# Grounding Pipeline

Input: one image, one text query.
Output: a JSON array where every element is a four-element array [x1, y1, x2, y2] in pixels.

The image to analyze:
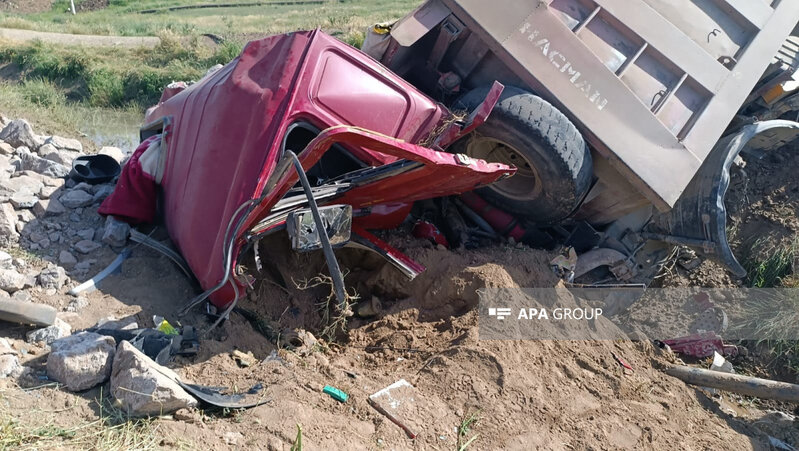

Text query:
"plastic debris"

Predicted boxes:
[[323, 385, 348, 403]]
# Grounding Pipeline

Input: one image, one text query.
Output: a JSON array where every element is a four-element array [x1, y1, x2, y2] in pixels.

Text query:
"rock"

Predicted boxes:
[[0, 251, 12, 270], [41, 149, 79, 167], [99, 146, 125, 163], [73, 240, 101, 254], [0, 355, 19, 378], [33, 198, 66, 218], [0, 269, 26, 292], [38, 266, 67, 290], [37, 143, 58, 156], [66, 297, 88, 312], [77, 228, 94, 241], [39, 185, 61, 199], [96, 316, 138, 331], [26, 317, 72, 344], [21, 171, 63, 187], [74, 260, 94, 271], [102, 216, 130, 248], [10, 192, 38, 209], [45, 136, 83, 153], [0, 120, 43, 149], [0, 203, 18, 246], [93, 184, 115, 203], [60, 190, 93, 209], [47, 332, 115, 391], [0, 141, 13, 155], [18, 151, 69, 178], [111, 341, 197, 416], [59, 250, 78, 268], [0, 175, 43, 196], [12, 290, 30, 303], [0, 338, 14, 355]]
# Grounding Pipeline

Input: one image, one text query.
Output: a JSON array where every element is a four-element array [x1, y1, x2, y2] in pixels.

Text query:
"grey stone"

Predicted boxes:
[[0, 338, 13, 355], [39, 185, 61, 199], [0, 355, 19, 379], [45, 136, 83, 153], [17, 209, 34, 223], [0, 269, 25, 292], [93, 185, 115, 203], [77, 228, 94, 241], [12, 290, 30, 303], [98, 146, 125, 163], [42, 149, 79, 167], [37, 143, 58, 156], [0, 175, 44, 196], [21, 171, 63, 187], [0, 120, 43, 149], [47, 332, 115, 392], [111, 341, 197, 416], [27, 317, 71, 344], [33, 199, 66, 218], [73, 182, 92, 192], [96, 316, 138, 331], [102, 216, 130, 248], [38, 238, 51, 249], [10, 192, 38, 209], [59, 250, 78, 268], [66, 297, 88, 312], [48, 231, 60, 242], [38, 266, 67, 290], [0, 251, 12, 270], [73, 240, 101, 254], [18, 151, 69, 178], [60, 190, 93, 209], [0, 203, 18, 246], [0, 141, 13, 155], [75, 260, 94, 271]]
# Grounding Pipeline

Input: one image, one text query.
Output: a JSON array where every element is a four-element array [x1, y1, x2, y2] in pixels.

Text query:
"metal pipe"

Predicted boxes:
[[287, 151, 348, 310]]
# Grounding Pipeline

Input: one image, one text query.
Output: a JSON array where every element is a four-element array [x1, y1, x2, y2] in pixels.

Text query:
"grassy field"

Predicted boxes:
[[0, 0, 421, 145], [1, 0, 421, 39]]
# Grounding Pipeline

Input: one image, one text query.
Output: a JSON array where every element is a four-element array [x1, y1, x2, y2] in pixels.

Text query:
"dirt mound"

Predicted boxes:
[[661, 142, 799, 288], [0, 0, 53, 13]]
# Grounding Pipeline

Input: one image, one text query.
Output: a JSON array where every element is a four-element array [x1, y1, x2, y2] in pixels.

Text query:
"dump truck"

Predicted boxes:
[[362, 0, 799, 282]]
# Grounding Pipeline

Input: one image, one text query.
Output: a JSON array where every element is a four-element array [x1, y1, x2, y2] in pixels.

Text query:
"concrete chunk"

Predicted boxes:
[[111, 341, 197, 416], [47, 332, 115, 391]]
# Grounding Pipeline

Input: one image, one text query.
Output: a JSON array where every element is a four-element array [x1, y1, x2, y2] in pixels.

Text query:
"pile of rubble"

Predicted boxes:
[[0, 116, 127, 289], [0, 115, 210, 417]]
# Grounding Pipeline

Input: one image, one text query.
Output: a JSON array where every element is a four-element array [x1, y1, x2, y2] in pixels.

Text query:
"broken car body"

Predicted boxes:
[[138, 30, 514, 308]]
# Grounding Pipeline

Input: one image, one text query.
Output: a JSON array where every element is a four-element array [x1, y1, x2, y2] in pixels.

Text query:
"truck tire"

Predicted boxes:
[[452, 86, 592, 224]]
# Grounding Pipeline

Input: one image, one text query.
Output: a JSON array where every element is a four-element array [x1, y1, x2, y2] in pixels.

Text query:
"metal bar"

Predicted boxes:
[[615, 42, 647, 77], [653, 72, 688, 114], [720, 0, 772, 29], [593, 0, 727, 93], [573, 6, 601, 35], [288, 151, 348, 311]]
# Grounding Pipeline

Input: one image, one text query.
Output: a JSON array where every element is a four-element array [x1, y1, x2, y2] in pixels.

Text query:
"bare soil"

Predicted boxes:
[[2, 131, 799, 449], [0, 0, 53, 14]]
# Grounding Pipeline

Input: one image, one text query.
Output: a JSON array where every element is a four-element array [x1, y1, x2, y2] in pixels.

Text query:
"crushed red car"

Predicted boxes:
[[100, 30, 514, 311]]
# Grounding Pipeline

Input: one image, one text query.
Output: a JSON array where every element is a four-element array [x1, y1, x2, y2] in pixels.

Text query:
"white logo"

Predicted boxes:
[[488, 308, 513, 320]]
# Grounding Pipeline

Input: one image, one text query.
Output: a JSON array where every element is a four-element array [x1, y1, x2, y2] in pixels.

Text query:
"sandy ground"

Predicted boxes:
[[0, 27, 159, 48]]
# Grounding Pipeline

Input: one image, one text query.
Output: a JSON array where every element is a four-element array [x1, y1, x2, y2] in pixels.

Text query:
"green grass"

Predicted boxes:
[[0, 0, 422, 40], [0, 390, 162, 451], [742, 237, 799, 288], [0, 1, 421, 135]]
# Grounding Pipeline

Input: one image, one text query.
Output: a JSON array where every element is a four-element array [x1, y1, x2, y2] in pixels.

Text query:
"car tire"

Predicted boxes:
[[452, 85, 593, 224]]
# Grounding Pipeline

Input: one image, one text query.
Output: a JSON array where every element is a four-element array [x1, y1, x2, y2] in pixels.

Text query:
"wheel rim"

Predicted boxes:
[[465, 136, 542, 202]]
